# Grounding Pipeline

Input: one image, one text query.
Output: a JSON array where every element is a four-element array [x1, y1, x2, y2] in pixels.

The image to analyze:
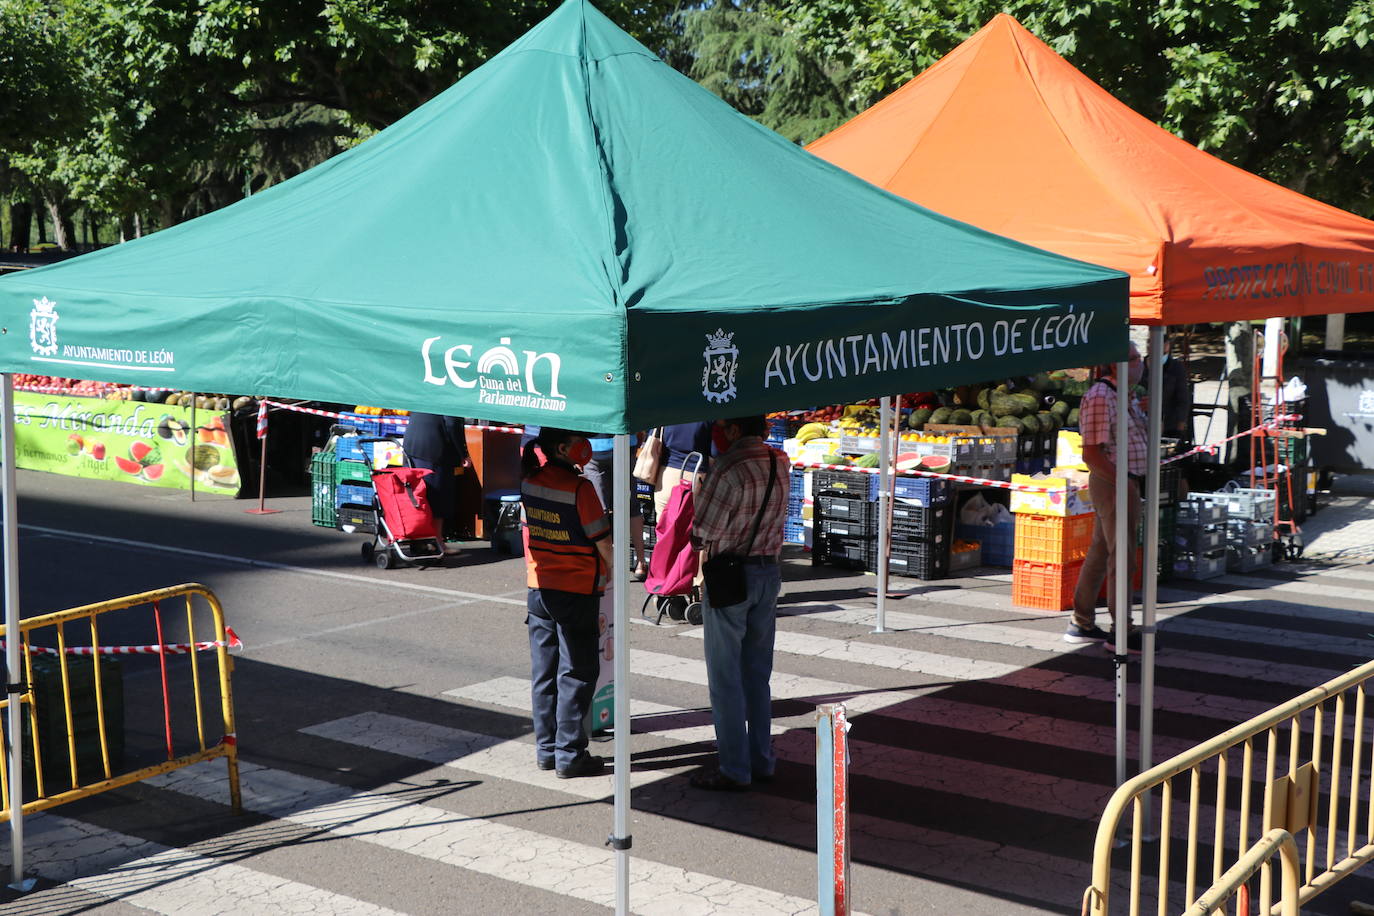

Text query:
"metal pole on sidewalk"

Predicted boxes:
[[816, 703, 850, 915], [1141, 326, 1165, 813], [1, 373, 32, 891], [874, 397, 891, 632], [1114, 359, 1130, 788], [610, 434, 632, 915]]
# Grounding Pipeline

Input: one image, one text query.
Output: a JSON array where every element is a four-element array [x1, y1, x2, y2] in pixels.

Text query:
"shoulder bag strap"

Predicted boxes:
[[740, 449, 778, 557]]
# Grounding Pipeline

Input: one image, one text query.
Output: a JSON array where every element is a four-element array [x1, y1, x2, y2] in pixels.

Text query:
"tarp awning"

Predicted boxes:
[[0, 2, 1128, 431], [807, 14, 1374, 326]]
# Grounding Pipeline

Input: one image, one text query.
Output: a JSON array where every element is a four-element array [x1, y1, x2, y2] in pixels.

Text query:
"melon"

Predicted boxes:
[[919, 455, 952, 473], [141, 463, 165, 480], [114, 456, 142, 475], [130, 441, 154, 462]]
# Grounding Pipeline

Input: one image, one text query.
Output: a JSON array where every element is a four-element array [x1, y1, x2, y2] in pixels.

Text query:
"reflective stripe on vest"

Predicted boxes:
[[521, 466, 601, 594]]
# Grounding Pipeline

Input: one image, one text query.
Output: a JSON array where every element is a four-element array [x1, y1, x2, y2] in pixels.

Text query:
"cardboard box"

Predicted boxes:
[[1010, 469, 1093, 516], [1056, 430, 1087, 471]]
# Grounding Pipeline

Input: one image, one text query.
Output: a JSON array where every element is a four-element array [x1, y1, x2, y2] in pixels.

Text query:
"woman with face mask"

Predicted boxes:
[[1065, 344, 1149, 651], [518, 428, 615, 778]]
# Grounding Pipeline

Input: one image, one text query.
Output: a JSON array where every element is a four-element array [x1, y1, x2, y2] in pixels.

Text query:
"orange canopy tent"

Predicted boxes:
[[807, 14, 1374, 325]]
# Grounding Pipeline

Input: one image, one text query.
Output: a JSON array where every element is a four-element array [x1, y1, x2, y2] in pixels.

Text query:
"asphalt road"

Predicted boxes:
[[3, 468, 1374, 915]]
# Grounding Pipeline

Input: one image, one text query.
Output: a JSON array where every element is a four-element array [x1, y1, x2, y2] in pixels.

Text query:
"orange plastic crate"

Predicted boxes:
[[1013, 512, 1095, 564], [1012, 559, 1083, 611]]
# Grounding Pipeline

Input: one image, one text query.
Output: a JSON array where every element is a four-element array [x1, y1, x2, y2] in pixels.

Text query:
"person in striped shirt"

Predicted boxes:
[[1068, 343, 1148, 650], [689, 415, 790, 791]]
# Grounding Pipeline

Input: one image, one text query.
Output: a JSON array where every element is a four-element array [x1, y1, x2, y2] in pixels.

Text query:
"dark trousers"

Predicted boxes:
[[527, 588, 601, 768]]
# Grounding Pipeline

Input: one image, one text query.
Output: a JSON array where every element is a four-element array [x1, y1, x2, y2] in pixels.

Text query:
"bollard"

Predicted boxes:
[[816, 703, 851, 915]]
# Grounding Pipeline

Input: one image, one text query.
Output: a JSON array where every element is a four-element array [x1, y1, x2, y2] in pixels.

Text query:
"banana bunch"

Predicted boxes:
[[795, 422, 831, 444]]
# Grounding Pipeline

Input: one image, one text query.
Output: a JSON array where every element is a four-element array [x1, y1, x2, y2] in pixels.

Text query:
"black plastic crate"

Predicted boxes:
[[812, 469, 880, 499], [24, 655, 125, 787], [819, 517, 877, 540], [336, 503, 378, 533], [889, 541, 949, 580], [890, 505, 949, 543], [815, 534, 876, 570], [816, 494, 878, 523]]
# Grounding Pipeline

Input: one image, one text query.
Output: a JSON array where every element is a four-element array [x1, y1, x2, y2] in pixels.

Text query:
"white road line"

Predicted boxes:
[[302, 711, 678, 799], [782, 603, 1350, 687], [26, 811, 407, 915], [677, 629, 1274, 723], [681, 627, 1023, 682], [147, 760, 832, 916], [21, 523, 526, 605]]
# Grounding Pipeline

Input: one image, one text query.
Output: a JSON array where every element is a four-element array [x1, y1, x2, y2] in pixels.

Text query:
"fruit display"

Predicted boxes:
[[10, 374, 107, 395], [353, 405, 410, 417]]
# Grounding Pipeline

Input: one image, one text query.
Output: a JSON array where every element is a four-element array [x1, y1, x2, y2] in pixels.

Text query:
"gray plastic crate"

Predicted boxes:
[[1173, 549, 1227, 581], [1227, 543, 1274, 572]]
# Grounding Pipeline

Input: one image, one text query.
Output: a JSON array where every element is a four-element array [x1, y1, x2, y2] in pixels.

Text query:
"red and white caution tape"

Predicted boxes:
[[1160, 417, 1301, 466], [791, 461, 1054, 493], [3, 626, 243, 657], [255, 399, 269, 439]]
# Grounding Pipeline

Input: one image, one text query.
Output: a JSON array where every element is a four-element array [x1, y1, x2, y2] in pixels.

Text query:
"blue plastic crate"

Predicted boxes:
[[334, 435, 370, 463], [956, 518, 1015, 567], [335, 483, 375, 508], [892, 476, 950, 506], [337, 412, 385, 437], [783, 520, 806, 545]]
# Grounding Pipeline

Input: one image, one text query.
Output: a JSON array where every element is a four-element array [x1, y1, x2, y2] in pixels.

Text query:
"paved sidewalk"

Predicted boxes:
[[1299, 472, 1374, 563]]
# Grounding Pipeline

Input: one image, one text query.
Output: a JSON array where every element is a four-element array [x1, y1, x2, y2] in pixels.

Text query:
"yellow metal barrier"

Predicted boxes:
[[0, 583, 240, 820], [1182, 829, 1300, 916], [1084, 658, 1374, 915]]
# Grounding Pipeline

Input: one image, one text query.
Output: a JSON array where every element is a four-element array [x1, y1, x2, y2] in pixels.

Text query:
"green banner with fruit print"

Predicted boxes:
[[11, 392, 241, 494]]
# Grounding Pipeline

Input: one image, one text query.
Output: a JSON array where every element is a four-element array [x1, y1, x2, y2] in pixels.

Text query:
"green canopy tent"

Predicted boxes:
[[0, 1, 1129, 907]]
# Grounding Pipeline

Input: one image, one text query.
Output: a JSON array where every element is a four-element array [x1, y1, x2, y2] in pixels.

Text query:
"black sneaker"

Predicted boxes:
[[1104, 631, 1145, 654], [556, 753, 605, 779], [1063, 623, 1110, 644], [536, 758, 555, 771]]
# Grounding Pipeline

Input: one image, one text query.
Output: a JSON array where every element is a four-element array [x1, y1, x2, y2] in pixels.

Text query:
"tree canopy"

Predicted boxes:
[[2, 0, 1371, 247]]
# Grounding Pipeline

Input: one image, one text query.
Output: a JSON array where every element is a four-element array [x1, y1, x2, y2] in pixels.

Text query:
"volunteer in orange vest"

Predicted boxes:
[[520, 427, 615, 779]]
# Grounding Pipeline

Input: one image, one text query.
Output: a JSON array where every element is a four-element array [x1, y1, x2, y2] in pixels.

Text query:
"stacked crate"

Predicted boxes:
[[1171, 498, 1227, 580], [812, 468, 879, 571], [812, 470, 952, 579], [1010, 512, 1095, 610], [888, 478, 951, 579], [783, 468, 807, 545]]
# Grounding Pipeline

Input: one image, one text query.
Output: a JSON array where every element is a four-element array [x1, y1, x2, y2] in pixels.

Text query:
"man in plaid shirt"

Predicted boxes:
[[1069, 342, 1148, 648], [689, 415, 790, 791]]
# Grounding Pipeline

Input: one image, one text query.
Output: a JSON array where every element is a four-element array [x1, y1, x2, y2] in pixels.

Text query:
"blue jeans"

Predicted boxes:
[[527, 589, 600, 768], [702, 562, 781, 783]]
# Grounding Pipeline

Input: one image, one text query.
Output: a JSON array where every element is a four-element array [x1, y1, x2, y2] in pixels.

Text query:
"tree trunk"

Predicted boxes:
[[43, 194, 74, 250], [33, 197, 47, 244], [8, 200, 31, 251]]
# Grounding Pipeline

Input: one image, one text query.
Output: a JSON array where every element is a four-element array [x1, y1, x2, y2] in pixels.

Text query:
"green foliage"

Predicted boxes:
[[773, 0, 1374, 214], [675, 1, 852, 142]]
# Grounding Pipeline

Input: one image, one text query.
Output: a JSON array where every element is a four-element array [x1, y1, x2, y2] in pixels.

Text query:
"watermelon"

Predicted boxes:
[[114, 456, 142, 475], [919, 455, 952, 473], [854, 452, 880, 469], [130, 441, 154, 462], [141, 463, 165, 480]]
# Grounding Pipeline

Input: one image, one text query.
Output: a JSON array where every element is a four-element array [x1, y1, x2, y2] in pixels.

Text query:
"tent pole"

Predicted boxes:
[[1114, 360, 1130, 788], [610, 434, 631, 915], [2, 373, 31, 891], [874, 396, 891, 633], [1140, 326, 1165, 827]]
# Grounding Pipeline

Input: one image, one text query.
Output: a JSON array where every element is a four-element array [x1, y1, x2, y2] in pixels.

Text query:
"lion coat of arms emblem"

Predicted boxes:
[[29, 297, 59, 356], [701, 329, 738, 404]]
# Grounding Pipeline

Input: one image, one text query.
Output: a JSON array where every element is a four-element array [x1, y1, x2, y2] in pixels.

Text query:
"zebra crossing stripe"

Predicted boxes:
[[144, 760, 835, 915], [780, 603, 1350, 687], [676, 628, 1277, 723], [26, 812, 406, 915]]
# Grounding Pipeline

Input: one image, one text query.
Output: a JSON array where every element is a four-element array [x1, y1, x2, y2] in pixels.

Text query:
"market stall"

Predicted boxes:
[[0, 2, 1131, 908], [808, 11, 1374, 786]]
